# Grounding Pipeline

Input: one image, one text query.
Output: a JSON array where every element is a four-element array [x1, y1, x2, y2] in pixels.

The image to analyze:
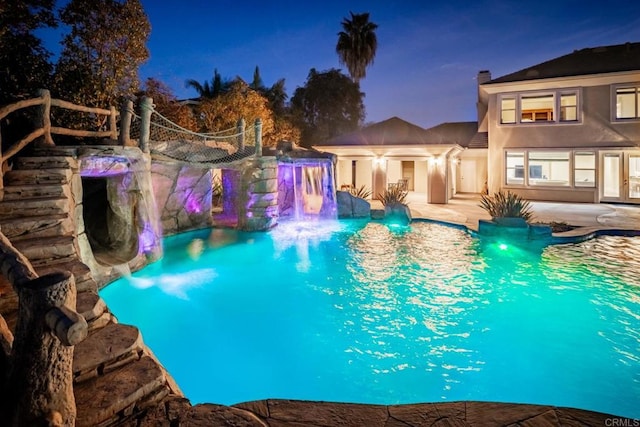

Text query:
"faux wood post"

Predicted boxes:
[[5, 270, 87, 427], [139, 96, 153, 154], [0, 126, 3, 195], [119, 100, 134, 146], [254, 118, 262, 157], [237, 118, 245, 152], [37, 89, 54, 146], [109, 105, 117, 141]]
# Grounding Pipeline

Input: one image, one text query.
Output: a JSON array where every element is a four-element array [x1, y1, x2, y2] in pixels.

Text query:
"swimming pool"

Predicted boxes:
[[100, 219, 640, 419]]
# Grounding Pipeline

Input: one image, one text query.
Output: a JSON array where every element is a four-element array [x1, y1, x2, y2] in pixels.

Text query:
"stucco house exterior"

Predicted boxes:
[[312, 117, 485, 204], [480, 42, 640, 204], [314, 41, 640, 205]]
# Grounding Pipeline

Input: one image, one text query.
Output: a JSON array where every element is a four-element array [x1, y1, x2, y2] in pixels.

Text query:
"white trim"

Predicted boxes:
[[481, 70, 640, 94], [611, 82, 640, 122], [497, 88, 582, 126]]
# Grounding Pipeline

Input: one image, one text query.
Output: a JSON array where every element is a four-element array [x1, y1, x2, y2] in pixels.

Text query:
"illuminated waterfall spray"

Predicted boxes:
[[278, 159, 337, 221]]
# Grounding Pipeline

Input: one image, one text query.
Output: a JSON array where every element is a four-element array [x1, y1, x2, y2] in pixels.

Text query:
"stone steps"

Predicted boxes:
[[73, 322, 144, 383], [74, 355, 168, 427], [3, 168, 72, 186], [2, 183, 71, 200], [0, 196, 71, 218], [76, 290, 111, 331], [14, 155, 78, 171], [35, 260, 95, 292], [12, 235, 78, 267], [0, 214, 75, 241]]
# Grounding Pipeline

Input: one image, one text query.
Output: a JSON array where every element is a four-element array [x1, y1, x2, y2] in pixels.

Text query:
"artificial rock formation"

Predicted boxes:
[[235, 157, 279, 231], [4, 271, 87, 427], [336, 190, 371, 218], [151, 161, 214, 235]]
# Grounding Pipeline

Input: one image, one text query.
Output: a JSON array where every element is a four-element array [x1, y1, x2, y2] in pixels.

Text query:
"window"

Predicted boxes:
[[499, 90, 580, 124], [521, 95, 554, 122], [505, 150, 594, 188], [560, 93, 578, 121], [527, 151, 569, 186], [501, 98, 516, 124], [574, 152, 595, 187], [506, 151, 525, 185], [616, 86, 640, 119]]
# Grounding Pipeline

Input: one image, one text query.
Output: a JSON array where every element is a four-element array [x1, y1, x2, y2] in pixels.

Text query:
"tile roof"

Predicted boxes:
[[316, 117, 480, 147], [487, 42, 640, 84]]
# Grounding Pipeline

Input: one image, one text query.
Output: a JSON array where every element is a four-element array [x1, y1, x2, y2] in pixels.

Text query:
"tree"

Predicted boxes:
[[336, 11, 378, 84], [185, 69, 229, 99], [290, 68, 364, 147], [140, 78, 197, 131], [0, 0, 56, 104], [250, 66, 265, 92], [53, 0, 150, 125]]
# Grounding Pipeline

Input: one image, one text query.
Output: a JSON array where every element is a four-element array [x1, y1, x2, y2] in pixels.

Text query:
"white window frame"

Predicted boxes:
[[504, 149, 597, 189], [612, 83, 640, 121], [498, 89, 581, 125]]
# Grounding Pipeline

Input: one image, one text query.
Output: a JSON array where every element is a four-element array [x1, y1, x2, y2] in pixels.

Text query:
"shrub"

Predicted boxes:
[[349, 185, 371, 199], [479, 190, 533, 221], [212, 175, 223, 207], [377, 186, 408, 207]]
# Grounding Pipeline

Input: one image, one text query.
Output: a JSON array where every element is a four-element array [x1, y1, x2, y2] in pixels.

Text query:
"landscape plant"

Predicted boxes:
[[349, 185, 371, 199], [377, 186, 408, 206], [479, 190, 533, 221]]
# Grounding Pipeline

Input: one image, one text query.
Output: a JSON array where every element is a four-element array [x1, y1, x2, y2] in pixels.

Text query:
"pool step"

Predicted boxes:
[[74, 355, 169, 427], [73, 322, 143, 383], [76, 290, 111, 331]]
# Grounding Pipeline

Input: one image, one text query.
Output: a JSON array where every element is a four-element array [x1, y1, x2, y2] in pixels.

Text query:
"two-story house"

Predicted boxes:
[[479, 42, 640, 204]]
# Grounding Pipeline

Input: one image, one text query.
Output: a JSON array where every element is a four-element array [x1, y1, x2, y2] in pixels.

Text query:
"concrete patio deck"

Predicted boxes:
[[373, 192, 640, 234]]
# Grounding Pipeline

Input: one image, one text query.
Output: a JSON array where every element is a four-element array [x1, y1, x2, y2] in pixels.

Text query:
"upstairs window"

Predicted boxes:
[[521, 95, 554, 122], [616, 86, 640, 119], [499, 90, 580, 125]]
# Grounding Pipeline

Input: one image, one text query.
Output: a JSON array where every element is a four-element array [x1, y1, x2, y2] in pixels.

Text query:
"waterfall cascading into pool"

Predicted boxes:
[[278, 159, 337, 221]]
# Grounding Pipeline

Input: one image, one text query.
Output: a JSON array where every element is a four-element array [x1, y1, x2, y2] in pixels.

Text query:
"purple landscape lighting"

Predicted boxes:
[[185, 194, 202, 214], [139, 222, 157, 253], [80, 157, 131, 177]]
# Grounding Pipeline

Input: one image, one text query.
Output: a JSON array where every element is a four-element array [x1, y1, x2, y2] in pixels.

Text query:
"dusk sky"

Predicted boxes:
[[41, 0, 640, 129]]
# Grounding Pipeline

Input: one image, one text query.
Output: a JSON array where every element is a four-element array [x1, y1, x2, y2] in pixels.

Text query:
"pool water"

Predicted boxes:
[[100, 220, 640, 418]]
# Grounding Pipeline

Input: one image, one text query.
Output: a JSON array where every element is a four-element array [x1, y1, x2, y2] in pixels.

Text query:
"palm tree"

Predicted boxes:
[[185, 68, 227, 99], [336, 11, 378, 84]]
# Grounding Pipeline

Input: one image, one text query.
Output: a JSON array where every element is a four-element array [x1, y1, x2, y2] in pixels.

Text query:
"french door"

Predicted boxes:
[[600, 151, 640, 203]]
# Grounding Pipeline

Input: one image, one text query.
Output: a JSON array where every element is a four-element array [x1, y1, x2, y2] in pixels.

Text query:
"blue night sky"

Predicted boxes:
[[41, 0, 640, 129]]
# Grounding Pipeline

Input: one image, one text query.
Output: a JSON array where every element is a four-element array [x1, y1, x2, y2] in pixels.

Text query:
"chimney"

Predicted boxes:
[[476, 70, 491, 132]]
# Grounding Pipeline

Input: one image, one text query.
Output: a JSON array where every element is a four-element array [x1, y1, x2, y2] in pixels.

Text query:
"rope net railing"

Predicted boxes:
[[130, 107, 258, 166]]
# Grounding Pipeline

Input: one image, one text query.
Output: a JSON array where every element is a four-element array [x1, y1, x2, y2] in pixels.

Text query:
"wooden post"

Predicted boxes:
[[254, 118, 262, 157], [139, 96, 153, 154], [109, 105, 117, 141], [36, 89, 54, 146], [4, 271, 87, 427], [237, 118, 245, 152], [119, 100, 134, 147]]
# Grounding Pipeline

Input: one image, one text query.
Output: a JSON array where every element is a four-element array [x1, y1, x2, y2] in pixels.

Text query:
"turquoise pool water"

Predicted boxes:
[[100, 219, 640, 418]]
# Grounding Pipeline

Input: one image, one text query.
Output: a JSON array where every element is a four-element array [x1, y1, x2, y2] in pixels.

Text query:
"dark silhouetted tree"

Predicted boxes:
[[290, 68, 364, 147], [53, 0, 150, 124], [185, 68, 230, 99], [336, 11, 378, 84], [0, 0, 56, 103]]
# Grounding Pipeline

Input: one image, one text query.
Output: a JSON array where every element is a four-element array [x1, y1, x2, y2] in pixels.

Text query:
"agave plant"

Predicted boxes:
[[377, 186, 408, 207], [349, 185, 372, 199], [479, 190, 533, 221]]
